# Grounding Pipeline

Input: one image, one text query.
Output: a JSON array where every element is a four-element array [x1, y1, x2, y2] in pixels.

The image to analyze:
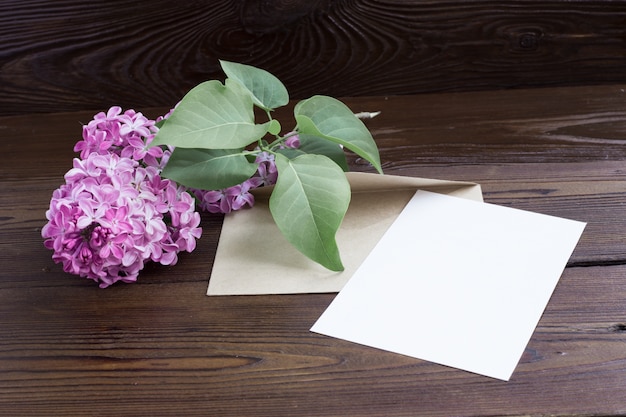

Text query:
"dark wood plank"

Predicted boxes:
[[5, 85, 626, 176], [1, 267, 625, 417], [2, 0, 626, 115]]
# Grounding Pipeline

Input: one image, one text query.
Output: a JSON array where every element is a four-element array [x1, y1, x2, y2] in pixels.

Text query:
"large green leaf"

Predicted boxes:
[[270, 153, 351, 271], [220, 60, 289, 111], [294, 95, 382, 173], [162, 148, 258, 190], [298, 134, 349, 171], [273, 134, 349, 172], [150, 80, 273, 150]]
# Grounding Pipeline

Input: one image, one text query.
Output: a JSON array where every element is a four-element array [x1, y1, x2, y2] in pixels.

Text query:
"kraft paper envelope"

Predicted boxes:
[[207, 172, 482, 295]]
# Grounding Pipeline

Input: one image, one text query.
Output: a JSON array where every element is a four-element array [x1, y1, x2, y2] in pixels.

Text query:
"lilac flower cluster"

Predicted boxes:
[[42, 107, 201, 287], [42, 106, 300, 287]]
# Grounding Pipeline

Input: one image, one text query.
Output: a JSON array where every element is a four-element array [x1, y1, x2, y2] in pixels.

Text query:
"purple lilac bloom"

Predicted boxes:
[[42, 151, 202, 288], [44, 105, 292, 286], [254, 152, 278, 186]]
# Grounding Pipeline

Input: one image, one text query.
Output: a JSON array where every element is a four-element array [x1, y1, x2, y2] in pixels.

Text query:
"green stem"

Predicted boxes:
[[258, 109, 278, 149]]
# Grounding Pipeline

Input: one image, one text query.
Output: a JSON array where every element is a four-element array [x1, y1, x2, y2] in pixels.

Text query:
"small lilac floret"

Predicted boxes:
[[284, 132, 301, 149]]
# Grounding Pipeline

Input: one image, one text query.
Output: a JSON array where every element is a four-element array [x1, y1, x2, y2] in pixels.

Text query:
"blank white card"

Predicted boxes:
[[311, 190, 586, 380]]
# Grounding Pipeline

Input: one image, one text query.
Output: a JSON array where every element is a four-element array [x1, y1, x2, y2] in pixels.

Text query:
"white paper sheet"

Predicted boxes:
[[311, 190, 586, 380]]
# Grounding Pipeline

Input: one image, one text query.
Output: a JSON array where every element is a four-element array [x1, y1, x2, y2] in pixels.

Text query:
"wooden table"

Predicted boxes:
[[1, 85, 626, 416]]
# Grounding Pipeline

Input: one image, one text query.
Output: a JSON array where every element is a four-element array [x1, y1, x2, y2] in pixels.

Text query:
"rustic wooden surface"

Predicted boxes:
[[3, 0, 626, 115], [1, 85, 626, 416]]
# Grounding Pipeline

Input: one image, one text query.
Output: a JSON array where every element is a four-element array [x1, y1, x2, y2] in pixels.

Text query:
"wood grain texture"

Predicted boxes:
[[2, 0, 626, 115], [1, 268, 626, 417], [2, 85, 626, 416]]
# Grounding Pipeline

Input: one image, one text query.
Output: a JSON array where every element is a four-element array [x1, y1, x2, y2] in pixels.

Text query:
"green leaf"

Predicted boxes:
[[267, 119, 281, 135], [274, 134, 348, 172], [274, 147, 305, 160], [150, 80, 273, 150], [162, 148, 258, 190], [220, 60, 289, 111], [298, 134, 349, 171], [294, 95, 382, 173], [270, 153, 351, 271]]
